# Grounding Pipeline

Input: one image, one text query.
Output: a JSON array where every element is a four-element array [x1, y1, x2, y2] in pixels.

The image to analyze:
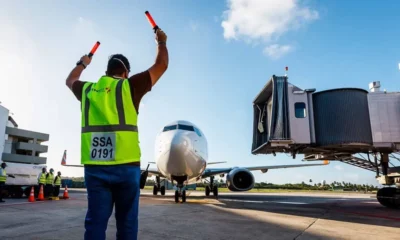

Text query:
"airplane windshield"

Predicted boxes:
[[163, 125, 177, 132], [177, 124, 194, 131], [162, 124, 195, 132]]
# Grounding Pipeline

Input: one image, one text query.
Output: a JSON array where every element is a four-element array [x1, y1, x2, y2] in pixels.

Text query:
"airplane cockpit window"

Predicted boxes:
[[177, 124, 194, 131], [163, 125, 177, 132], [194, 127, 202, 137]]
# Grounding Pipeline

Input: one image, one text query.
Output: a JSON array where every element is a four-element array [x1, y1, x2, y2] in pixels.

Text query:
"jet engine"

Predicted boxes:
[[226, 167, 255, 191]]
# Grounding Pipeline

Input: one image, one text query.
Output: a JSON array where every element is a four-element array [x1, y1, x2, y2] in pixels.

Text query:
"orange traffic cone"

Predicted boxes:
[[28, 186, 35, 202], [63, 185, 69, 200], [37, 185, 44, 201]]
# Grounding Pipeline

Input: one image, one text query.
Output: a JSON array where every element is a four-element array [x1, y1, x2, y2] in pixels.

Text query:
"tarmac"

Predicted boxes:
[[0, 189, 399, 240]]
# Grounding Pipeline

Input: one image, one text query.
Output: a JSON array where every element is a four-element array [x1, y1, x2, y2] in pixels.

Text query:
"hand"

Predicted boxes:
[[80, 55, 92, 66], [155, 29, 167, 45]]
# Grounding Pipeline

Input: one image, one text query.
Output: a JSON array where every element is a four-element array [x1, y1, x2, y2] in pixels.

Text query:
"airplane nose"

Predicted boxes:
[[166, 132, 192, 176]]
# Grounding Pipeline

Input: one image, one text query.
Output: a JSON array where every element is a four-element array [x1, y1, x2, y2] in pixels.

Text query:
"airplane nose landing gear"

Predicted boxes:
[[175, 185, 186, 203], [172, 175, 188, 203]]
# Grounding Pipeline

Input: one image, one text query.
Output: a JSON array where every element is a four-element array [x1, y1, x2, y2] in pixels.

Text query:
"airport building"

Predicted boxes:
[[0, 104, 49, 165]]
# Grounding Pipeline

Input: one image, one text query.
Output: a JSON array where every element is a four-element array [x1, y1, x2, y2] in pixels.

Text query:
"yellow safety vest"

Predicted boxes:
[[80, 76, 141, 165], [0, 169, 7, 183], [39, 172, 46, 184], [46, 173, 54, 185], [55, 176, 61, 186]]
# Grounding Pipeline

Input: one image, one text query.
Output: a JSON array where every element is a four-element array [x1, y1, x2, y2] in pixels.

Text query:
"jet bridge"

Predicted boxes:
[[252, 73, 400, 208]]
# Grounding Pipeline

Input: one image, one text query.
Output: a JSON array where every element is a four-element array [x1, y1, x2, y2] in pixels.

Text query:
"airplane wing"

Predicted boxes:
[[61, 150, 165, 177], [207, 161, 227, 165], [201, 160, 330, 179]]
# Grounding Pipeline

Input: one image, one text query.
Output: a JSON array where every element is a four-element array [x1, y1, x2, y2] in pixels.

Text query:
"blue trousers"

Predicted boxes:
[[84, 165, 140, 240]]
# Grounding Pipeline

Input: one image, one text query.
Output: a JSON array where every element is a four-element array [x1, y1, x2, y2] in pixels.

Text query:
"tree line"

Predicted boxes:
[[66, 177, 379, 191]]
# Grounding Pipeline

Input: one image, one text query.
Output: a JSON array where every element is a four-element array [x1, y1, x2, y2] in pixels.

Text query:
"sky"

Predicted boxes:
[[1, 0, 400, 186]]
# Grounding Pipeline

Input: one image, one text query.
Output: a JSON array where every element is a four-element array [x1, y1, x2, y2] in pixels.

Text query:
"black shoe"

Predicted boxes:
[[0, 200, 5, 203]]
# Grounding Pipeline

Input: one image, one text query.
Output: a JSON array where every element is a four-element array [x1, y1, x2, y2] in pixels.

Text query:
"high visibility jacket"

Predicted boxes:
[[38, 172, 46, 184], [54, 176, 61, 186], [46, 173, 54, 185], [0, 168, 7, 183], [80, 76, 141, 165]]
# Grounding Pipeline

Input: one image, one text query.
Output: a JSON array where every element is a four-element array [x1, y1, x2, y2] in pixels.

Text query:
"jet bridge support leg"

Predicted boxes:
[[376, 153, 400, 209]]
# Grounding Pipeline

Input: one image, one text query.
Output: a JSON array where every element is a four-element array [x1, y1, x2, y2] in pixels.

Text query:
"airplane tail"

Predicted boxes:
[[60, 150, 83, 167], [61, 150, 67, 165]]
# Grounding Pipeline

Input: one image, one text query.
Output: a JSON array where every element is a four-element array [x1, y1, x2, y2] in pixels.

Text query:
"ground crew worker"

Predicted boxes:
[[46, 168, 55, 197], [37, 167, 47, 196], [65, 28, 168, 240], [0, 162, 15, 203], [53, 171, 62, 197]]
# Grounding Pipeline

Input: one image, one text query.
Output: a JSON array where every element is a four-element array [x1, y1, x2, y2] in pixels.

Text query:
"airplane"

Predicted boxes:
[[61, 120, 329, 203]]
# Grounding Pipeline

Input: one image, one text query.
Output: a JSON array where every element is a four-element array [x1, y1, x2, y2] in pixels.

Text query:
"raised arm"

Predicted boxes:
[[65, 55, 92, 90], [148, 29, 169, 86]]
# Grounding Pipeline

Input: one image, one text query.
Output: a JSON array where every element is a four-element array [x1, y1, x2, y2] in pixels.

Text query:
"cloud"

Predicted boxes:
[[263, 44, 293, 59], [334, 165, 343, 171], [221, 0, 319, 58]]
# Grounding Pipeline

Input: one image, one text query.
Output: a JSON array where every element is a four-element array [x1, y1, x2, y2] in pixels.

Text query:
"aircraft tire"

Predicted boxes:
[[182, 190, 186, 203], [205, 186, 210, 196], [213, 186, 218, 198], [153, 185, 158, 195], [174, 190, 179, 203], [160, 186, 166, 195]]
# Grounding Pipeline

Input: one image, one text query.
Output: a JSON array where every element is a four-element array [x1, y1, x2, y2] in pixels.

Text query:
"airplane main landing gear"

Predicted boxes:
[[205, 176, 218, 199], [153, 176, 166, 196]]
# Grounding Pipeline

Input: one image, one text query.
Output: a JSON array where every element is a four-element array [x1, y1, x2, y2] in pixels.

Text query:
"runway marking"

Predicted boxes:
[[0, 201, 46, 207], [215, 199, 309, 205]]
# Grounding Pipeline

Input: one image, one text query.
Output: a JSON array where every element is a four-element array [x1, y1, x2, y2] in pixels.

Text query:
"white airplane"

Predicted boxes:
[[61, 120, 329, 203]]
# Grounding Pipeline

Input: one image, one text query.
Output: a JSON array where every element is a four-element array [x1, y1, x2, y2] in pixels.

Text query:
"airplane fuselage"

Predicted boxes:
[[155, 120, 208, 184]]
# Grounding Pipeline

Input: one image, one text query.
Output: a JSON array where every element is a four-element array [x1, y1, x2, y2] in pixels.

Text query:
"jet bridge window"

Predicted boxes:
[[163, 125, 177, 132], [295, 102, 307, 118], [177, 124, 194, 131]]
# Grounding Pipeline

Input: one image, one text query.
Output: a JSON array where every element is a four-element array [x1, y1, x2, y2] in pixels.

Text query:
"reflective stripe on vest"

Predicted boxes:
[[46, 173, 54, 185], [0, 169, 6, 182], [39, 173, 46, 184], [55, 176, 61, 186], [80, 76, 141, 165]]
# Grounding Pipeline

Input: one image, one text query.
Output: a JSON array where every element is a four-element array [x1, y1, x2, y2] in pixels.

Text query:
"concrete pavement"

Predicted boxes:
[[0, 190, 399, 239]]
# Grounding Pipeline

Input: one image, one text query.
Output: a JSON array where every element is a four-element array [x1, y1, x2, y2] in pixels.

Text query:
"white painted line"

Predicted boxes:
[[0, 201, 46, 207], [274, 201, 308, 205], [148, 197, 309, 205], [221, 199, 309, 205]]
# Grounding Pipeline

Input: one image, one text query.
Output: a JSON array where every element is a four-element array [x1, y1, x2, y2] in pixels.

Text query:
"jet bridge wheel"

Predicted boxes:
[[377, 187, 399, 209]]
